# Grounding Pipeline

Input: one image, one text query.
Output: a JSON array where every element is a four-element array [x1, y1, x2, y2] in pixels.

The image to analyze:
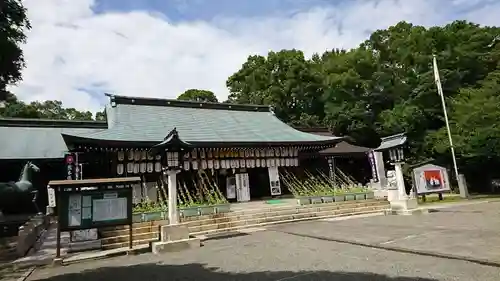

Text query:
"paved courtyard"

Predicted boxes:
[[24, 201, 500, 281]]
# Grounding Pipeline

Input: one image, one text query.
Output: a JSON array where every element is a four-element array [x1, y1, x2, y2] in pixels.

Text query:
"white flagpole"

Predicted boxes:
[[432, 54, 460, 180]]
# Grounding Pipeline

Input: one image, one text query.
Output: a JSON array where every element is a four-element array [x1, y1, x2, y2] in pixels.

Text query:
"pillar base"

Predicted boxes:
[[389, 198, 418, 211], [160, 225, 190, 242], [387, 188, 399, 202], [151, 238, 201, 254], [152, 224, 200, 254]]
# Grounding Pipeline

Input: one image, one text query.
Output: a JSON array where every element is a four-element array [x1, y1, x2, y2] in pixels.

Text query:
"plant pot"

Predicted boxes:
[[215, 204, 231, 214], [345, 193, 355, 201], [132, 213, 143, 223], [297, 197, 311, 205], [198, 205, 215, 215], [310, 196, 323, 204], [180, 207, 199, 217], [355, 193, 366, 200], [321, 196, 334, 203], [365, 191, 375, 199], [334, 195, 345, 202], [142, 211, 163, 222]]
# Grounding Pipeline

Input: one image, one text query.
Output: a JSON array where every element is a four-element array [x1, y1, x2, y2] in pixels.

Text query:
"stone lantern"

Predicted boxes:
[[150, 128, 191, 225]]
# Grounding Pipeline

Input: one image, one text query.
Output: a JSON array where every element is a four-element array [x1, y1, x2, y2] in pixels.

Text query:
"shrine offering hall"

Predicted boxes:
[[0, 94, 343, 205]]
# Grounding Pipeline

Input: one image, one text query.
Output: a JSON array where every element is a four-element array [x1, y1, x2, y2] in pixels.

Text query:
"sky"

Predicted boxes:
[[11, 0, 500, 114]]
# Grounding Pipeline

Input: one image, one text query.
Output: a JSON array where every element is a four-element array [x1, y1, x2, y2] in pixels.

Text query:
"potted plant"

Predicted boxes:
[[297, 196, 311, 205], [321, 193, 334, 203], [132, 201, 167, 222], [179, 203, 200, 217], [350, 186, 367, 201], [333, 188, 346, 202], [343, 187, 356, 201], [364, 188, 375, 199]]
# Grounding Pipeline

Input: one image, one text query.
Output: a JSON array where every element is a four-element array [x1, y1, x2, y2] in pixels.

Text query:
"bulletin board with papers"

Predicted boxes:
[[48, 177, 140, 232]]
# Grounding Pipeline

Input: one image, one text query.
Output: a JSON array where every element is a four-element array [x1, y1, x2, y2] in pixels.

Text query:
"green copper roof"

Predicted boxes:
[[63, 95, 341, 146], [0, 118, 104, 160]]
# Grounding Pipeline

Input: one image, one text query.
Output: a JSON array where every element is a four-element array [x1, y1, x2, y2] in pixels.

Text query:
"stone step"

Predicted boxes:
[[191, 204, 388, 237], [103, 199, 383, 231], [100, 200, 387, 238], [101, 202, 389, 249]]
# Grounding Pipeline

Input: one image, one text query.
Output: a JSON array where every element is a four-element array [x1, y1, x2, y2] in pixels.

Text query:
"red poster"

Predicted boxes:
[[424, 170, 442, 190]]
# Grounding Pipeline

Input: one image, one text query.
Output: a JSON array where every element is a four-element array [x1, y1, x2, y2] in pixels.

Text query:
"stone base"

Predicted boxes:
[[390, 198, 418, 210], [151, 237, 201, 254], [160, 224, 190, 241], [373, 189, 388, 198], [387, 188, 399, 202], [385, 208, 429, 216], [52, 257, 63, 267]]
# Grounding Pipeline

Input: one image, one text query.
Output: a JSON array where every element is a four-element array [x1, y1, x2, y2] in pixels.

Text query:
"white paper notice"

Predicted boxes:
[[92, 197, 127, 222], [69, 209, 82, 226], [68, 195, 82, 226]]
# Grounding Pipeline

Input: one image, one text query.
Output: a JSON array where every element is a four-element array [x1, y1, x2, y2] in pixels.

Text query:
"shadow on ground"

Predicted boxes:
[[30, 262, 438, 281]]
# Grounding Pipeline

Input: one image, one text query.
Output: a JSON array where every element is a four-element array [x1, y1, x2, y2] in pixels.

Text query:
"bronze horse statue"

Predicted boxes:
[[0, 162, 40, 215]]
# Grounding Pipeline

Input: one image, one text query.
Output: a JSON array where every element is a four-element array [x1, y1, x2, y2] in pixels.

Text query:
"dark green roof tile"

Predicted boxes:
[[64, 96, 341, 145], [0, 126, 100, 159]]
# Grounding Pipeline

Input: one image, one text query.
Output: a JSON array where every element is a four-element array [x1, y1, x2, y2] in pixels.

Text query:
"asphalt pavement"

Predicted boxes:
[[26, 201, 500, 281]]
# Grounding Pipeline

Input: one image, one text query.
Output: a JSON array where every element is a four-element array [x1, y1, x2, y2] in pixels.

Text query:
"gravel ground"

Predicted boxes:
[[27, 229, 500, 281]]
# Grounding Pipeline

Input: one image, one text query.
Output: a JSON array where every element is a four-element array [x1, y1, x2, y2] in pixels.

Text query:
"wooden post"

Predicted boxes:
[[55, 221, 61, 258], [129, 222, 133, 250], [56, 187, 61, 258], [438, 193, 443, 201]]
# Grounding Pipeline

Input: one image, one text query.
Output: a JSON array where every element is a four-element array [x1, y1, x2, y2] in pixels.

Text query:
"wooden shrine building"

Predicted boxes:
[[1, 94, 344, 207]]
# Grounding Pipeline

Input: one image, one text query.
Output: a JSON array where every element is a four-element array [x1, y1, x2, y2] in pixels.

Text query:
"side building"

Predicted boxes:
[[0, 118, 107, 214]]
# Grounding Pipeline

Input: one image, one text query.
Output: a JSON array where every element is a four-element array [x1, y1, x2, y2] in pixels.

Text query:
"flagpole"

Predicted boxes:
[[432, 54, 460, 180]]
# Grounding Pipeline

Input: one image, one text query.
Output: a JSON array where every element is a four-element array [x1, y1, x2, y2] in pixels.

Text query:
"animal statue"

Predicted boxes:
[[0, 162, 40, 214]]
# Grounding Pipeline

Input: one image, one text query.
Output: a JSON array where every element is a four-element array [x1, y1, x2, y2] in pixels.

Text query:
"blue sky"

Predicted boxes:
[[92, 0, 335, 22], [12, 0, 500, 113]]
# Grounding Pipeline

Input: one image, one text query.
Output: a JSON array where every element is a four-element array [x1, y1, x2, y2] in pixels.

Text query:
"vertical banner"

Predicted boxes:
[[65, 153, 76, 180], [268, 167, 282, 196], [367, 151, 379, 182]]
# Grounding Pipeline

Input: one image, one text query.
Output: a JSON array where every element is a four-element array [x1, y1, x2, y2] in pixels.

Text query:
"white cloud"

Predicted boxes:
[[10, 0, 500, 113]]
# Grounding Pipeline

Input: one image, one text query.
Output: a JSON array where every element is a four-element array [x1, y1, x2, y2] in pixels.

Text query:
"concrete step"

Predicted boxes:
[[191, 204, 388, 237], [100, 200, 388, 238], [103, 199, 384, 231], [101, 201, 389, 249]]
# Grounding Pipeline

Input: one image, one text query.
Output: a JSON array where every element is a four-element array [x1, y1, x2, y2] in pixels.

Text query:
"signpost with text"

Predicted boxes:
[[48, 177, 141, 259]]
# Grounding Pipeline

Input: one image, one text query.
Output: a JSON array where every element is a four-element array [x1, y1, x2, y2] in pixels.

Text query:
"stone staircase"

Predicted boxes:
[[100, 199, 390, 249]]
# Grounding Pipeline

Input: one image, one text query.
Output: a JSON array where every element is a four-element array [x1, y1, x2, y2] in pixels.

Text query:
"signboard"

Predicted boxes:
[[58, 188, 131, 231], [49, 177, 140, 257], [65, 153, 82, 180], [268, 167, 282, 196], [413, 164, 450, 194], [49, 177, 139, 232], [367, 151, 379, 182]]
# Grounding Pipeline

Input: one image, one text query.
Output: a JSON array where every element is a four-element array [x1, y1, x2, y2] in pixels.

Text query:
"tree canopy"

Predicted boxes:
[[177, 89, 218, 103], [226, 20, 500, 189], [0, 0, 31, 102]]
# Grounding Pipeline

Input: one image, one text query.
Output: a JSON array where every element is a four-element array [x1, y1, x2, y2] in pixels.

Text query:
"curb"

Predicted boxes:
[[16, 266, 35, 281], [276, 231, 500, 268]]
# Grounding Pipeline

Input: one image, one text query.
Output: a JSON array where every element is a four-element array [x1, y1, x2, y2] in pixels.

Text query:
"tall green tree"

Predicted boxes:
[[177, 89, 218, 103], [0, 0, 31, 102], [226, 49, 325, 126], [0, 93, 95, 120]]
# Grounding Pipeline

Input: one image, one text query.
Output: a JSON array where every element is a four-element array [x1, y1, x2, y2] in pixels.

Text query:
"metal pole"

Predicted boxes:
[[433, 55, 460, 180]]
